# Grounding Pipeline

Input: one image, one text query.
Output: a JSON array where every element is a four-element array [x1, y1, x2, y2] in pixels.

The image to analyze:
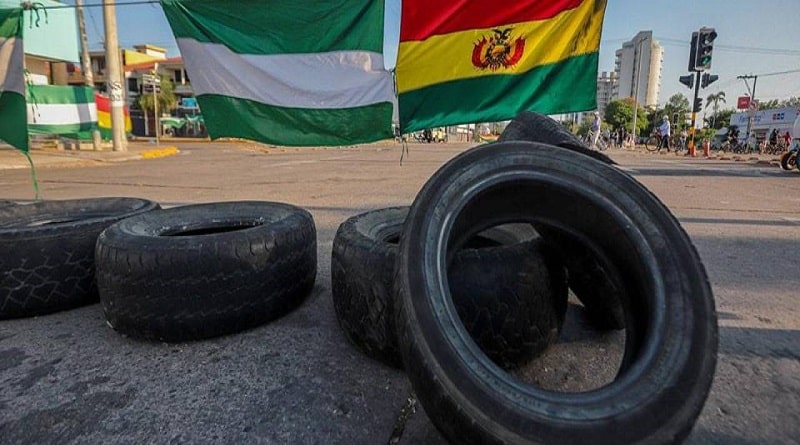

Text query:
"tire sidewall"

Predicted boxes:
[[396, 141, 718, 443]]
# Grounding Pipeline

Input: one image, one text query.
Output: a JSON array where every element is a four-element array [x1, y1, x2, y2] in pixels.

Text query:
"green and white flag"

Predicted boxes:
[[0, 7, 28, 152], [161, 0, 394, 146], [27, 85, 98, 136]]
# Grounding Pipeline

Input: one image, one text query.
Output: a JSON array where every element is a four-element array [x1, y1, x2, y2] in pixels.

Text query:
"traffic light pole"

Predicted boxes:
[[689, 70, 702, 153]]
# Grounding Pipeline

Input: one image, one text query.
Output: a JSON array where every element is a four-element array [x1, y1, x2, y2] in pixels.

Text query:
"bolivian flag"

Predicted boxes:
[[396, 0, 607, 133]]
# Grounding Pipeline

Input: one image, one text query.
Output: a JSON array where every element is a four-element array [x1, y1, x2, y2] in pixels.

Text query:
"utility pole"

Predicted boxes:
[[76, 0, 102, 151], [737, 74, 758, 139], [103, 0, 127, 151]]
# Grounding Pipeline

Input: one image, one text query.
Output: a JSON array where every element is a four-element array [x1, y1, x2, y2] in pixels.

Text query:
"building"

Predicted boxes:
[[65, 44, 195, 137], [613, 31, 663, 109], [0, 0, 80, 86], [596, 71, 617, 116]]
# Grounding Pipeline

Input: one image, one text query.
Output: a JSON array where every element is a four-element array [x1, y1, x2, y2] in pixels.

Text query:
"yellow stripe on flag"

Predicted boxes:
[[396, 0, 602, 94]]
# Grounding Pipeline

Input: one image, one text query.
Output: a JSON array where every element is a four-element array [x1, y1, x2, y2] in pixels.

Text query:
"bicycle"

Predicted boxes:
[[584, 130, 608, 151]]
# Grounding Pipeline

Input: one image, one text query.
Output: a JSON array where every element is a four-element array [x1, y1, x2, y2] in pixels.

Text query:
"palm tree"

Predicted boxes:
[[705, 91, 726, 128]]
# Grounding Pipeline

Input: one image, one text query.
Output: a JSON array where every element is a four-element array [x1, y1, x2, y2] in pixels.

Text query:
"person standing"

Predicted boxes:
[[679, 128, 688, 153], [658, 115, 671, 152], [590, 111, 601, 149]]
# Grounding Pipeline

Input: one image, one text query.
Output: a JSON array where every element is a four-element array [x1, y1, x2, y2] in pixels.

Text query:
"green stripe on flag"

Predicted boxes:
[[160, 0, 385, 55], [197, 94, 393, 146], [29, 122, 96, 135], [399, 53, 599, 133], [0, 90, 28, 150], [0, 7, 27, 152], [27, 85, 95, 104]]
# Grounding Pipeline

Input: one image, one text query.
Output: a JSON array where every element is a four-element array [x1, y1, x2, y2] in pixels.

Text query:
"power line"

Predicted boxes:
[[23, 0, 159, 9], [655, 36, 800, 56]]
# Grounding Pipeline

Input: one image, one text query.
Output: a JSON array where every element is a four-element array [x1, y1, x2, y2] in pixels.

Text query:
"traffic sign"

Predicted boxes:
[[737, 96, 750, 110]]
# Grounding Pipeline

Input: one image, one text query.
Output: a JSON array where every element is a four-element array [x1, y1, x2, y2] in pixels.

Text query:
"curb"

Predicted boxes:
[[140, 146, 179, 160]]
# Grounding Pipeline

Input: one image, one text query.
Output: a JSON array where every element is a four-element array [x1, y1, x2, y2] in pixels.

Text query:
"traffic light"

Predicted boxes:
[[679, 74, 694, 89], [688, 32, 698, 72], [693, 97, 703, 113], [694, 27, 717, 71], [701, 73, 719, 88]]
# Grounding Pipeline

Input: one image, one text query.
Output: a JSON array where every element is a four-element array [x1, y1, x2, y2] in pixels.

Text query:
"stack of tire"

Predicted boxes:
[[331, 112, 719, 444], [1, 199, 318, 344]]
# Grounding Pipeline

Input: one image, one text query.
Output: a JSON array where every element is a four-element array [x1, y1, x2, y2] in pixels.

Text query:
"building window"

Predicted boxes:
[[127, 77, 138, 93], [173, 69, 182, 84]]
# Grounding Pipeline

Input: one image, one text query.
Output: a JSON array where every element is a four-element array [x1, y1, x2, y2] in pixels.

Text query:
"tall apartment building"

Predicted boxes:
[[613, 31, 663, 109], [596, 71, 617, 116]]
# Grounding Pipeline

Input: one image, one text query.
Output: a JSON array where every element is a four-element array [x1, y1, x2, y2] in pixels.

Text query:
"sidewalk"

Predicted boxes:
[[0, 139, 180, 170]]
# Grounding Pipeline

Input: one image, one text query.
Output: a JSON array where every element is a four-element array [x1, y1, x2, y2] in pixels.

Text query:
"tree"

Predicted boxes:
[[705, 91, 726, 129], [780, 96, 800, 108], [137, 75, 177, 132], [758, 99, 780, 110], [603, 97, 647, 136], [712, 108, 735, 130], [663, 94, 690, 131]]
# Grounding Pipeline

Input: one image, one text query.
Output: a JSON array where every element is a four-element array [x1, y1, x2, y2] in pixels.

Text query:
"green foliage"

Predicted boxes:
[[663, 94, 690, 131], [759, 99, 781, 110], [705, 92, 727, 129], [603, 97, 647, 134], [137, 75, 177, 116], [780, 96, 800, 108]]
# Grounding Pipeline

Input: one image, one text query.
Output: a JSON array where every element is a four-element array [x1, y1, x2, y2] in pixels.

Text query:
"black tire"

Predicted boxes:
[[779, 151, 797, 171], [394, 141, 718, 444], [499, 111, 614, 165], [497, 111, 625, 330], [645, 136, 659, 151], [95, 201, 316, 342], [331, 207, 567, 369], [0, 197, 160, 319], [0, 200, 16, 208]]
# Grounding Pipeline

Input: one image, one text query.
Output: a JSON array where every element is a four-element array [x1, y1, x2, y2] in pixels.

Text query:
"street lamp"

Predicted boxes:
[[631, 35, 649, 145]]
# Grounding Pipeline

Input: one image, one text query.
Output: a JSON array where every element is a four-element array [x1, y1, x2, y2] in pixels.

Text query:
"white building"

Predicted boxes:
[[596, 71, 617, 116], [613, 31, 663, 109]]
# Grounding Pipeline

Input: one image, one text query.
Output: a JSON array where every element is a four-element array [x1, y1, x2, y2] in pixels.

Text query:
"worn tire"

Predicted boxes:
[[499, 111, 615, 165], [395, 141, 718, 444], [499, 111, 625, 329], [96, 201, 317, 342], [331, 207, 567, 369], [0, 197, 160, 319], [0, 200, 16, 208]]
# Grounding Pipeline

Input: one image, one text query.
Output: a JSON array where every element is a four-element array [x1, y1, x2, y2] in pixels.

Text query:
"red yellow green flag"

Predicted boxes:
[[396, 0, 607, 133]]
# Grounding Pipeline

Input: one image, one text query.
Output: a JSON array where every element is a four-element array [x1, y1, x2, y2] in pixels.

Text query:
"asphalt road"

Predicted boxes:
[[1, 141, 798, 444]]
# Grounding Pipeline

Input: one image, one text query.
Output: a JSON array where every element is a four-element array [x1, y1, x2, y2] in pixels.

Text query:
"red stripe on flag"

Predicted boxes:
[[95, 93, 129, 117], [399, 0, 583, 41]]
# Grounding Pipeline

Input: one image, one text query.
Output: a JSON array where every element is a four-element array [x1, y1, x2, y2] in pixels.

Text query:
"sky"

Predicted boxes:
[[76, 0, 800, 109]]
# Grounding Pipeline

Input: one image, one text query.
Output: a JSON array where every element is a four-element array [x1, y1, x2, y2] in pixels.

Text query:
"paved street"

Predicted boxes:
[[1, 141, 798, 444]]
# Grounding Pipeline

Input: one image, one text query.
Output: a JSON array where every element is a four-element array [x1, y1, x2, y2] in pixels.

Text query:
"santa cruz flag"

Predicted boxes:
[[396, 0, 607, 132], [161, 0, 395, 146], [0, 7, 28, 152]]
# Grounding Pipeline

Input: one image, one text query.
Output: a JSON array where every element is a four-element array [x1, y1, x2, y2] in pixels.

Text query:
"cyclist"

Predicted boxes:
[[658, 115, 671, 152], [769, 128, 779, 147]]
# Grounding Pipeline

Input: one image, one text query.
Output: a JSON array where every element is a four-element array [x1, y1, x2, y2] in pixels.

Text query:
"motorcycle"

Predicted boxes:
[[779, 142, 799, 171]]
